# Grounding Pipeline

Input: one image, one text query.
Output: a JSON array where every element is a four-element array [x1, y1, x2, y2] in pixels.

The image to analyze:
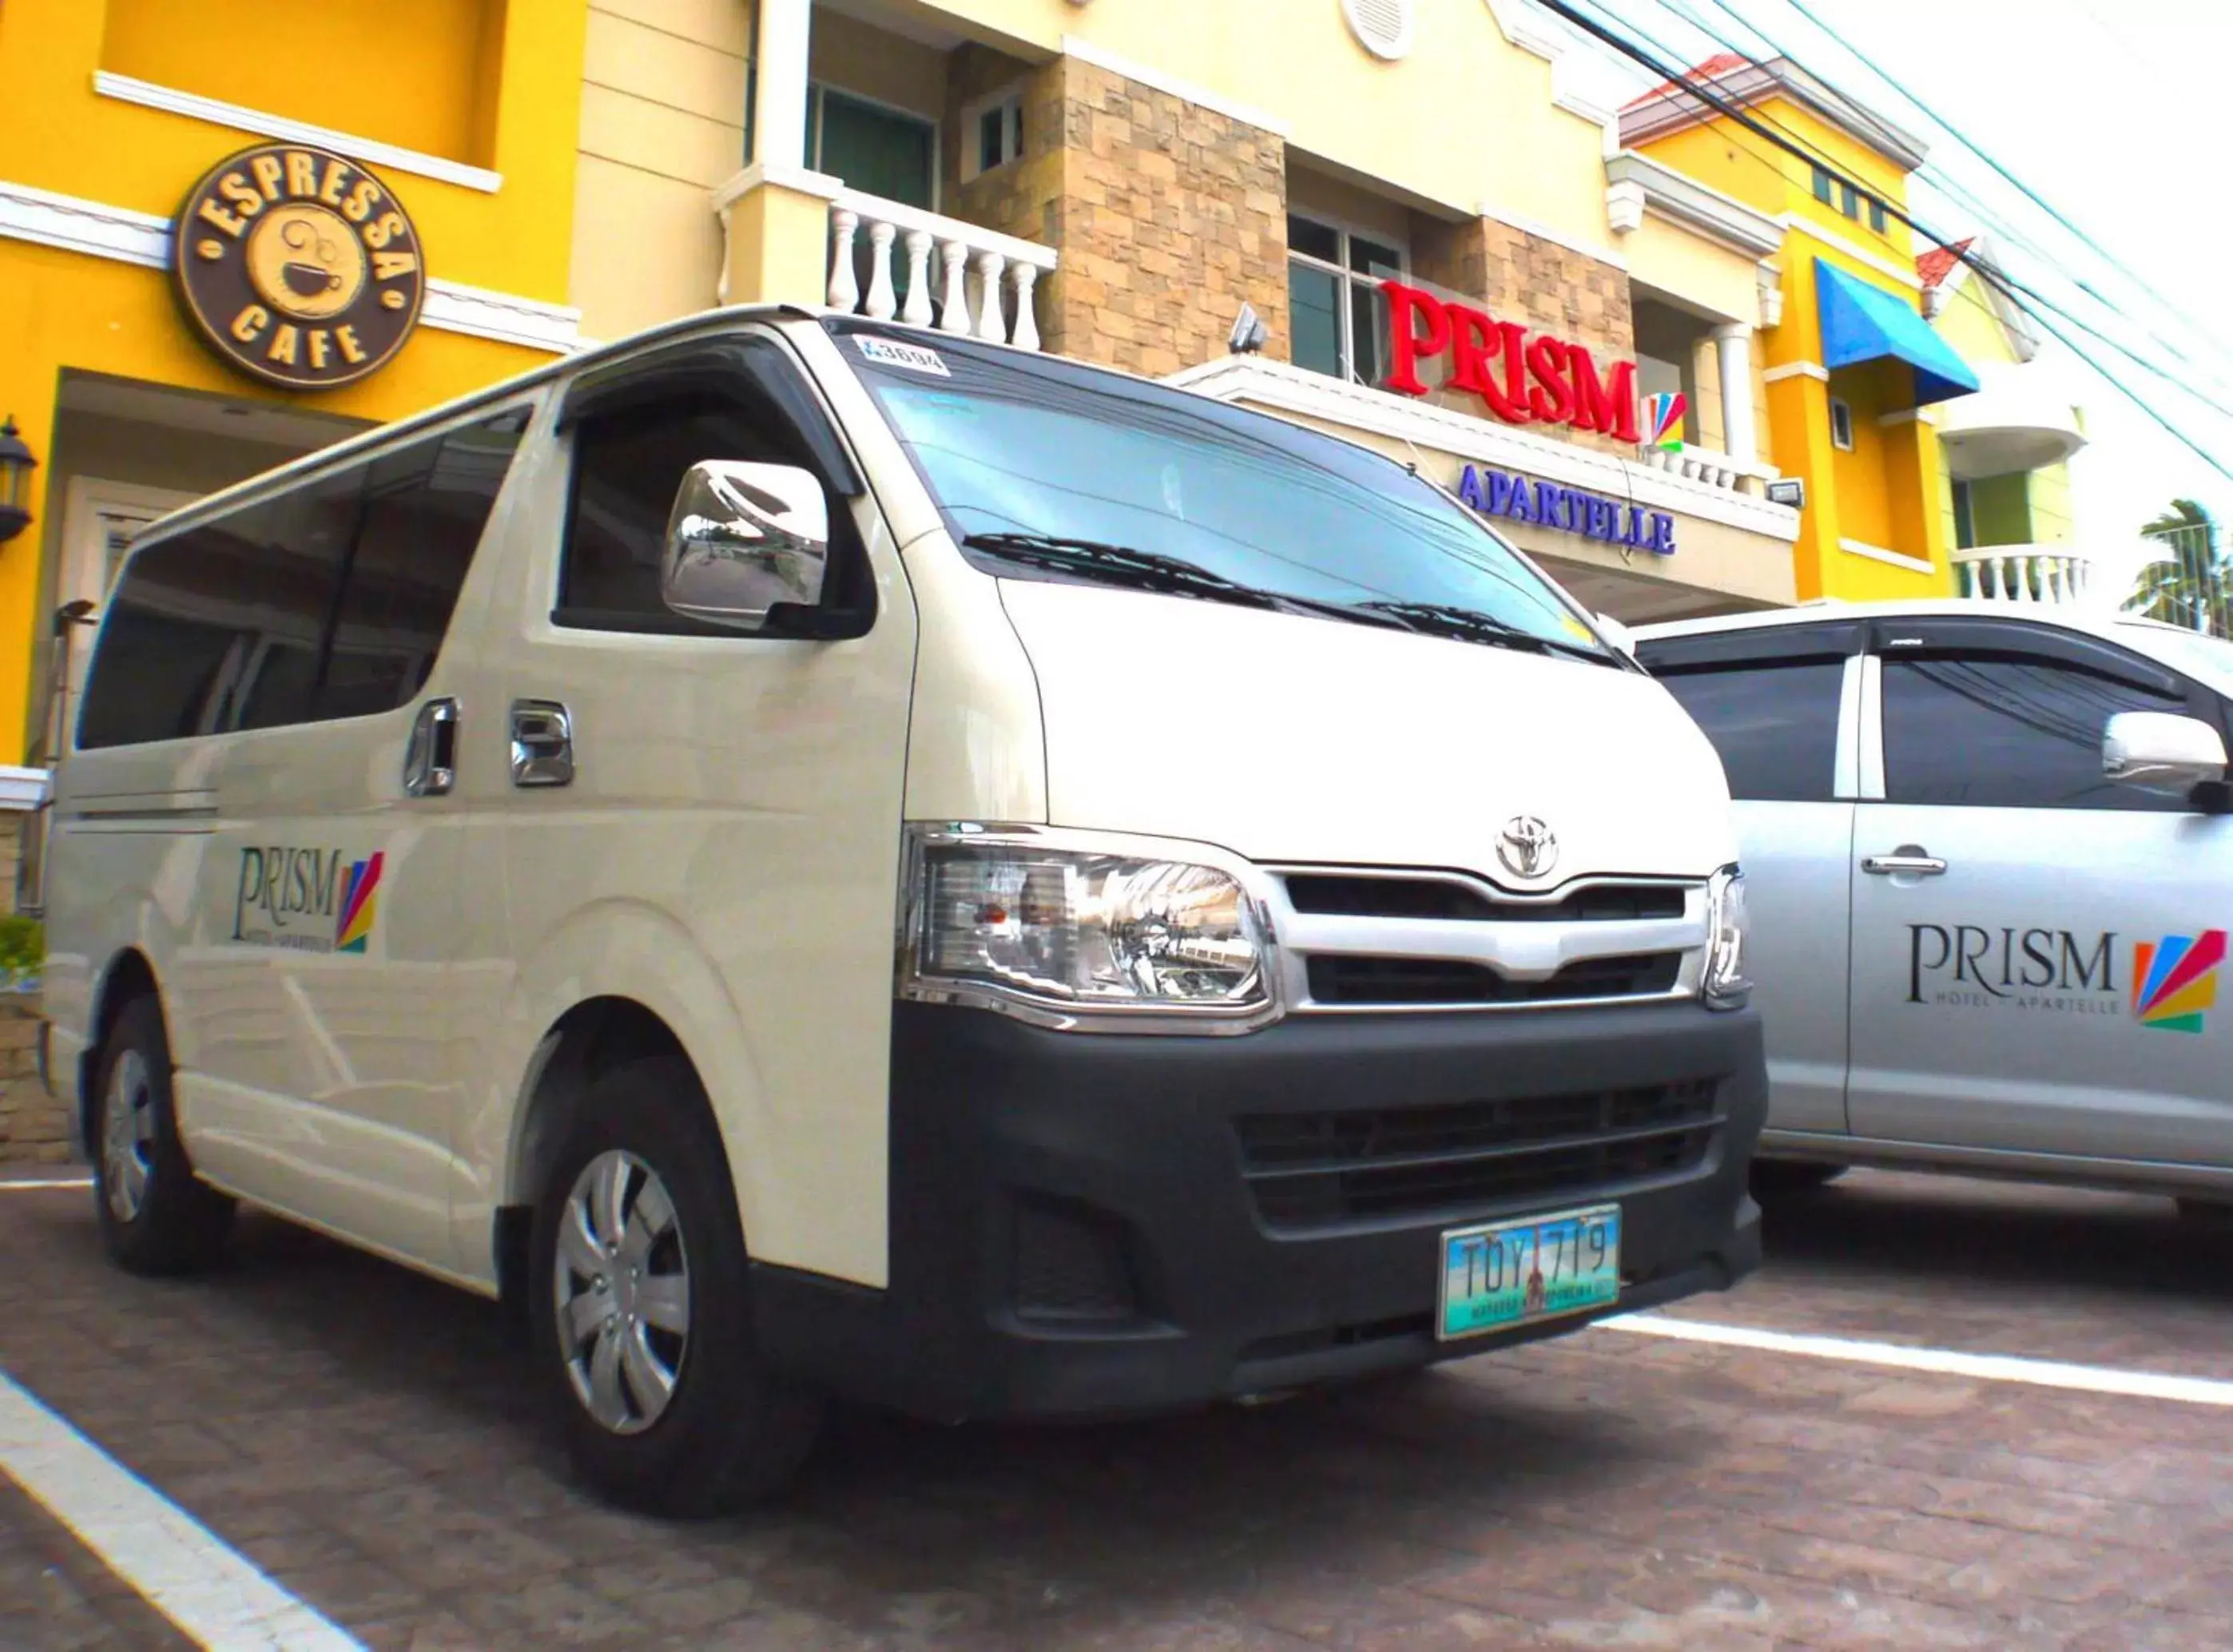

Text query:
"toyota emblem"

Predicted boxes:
[[1497, 816, 1558, 880]]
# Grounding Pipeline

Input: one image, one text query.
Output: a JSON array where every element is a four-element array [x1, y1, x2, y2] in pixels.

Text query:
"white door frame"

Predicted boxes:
[[59, 475, 195, 612]]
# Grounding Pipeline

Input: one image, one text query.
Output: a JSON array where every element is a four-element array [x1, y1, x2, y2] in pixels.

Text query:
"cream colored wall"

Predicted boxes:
[[1289, 169, 1413, 248], [572, 0, 752, 341], [811, 9, 948, 121], [1625, 216, 1757, 324], [906, 0, 1619, 250]]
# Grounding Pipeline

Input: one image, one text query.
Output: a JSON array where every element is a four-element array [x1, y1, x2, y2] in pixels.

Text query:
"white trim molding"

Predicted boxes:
[[1617, 56, 1928, 173], [1603, 150, 1782, 258], [1481, 0, 1622, 153], [93, 72, 502, 194], [0, 180, 581, 354], [1757, 262, 1785, 330], [1877, 407, 1938, 427], [1779, 215, 1924, 292], [0, 767, 50, 812], [1164, 353, 1801, 542], [712, 159, 848, 213], [1762, 360, 1829, 384], [1839, 537, 1936, 575], [1059, 36, 1291, 136]]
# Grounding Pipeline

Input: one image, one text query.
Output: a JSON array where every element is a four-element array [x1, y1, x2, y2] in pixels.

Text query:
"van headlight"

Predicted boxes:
[[898, 825, 1281, 1032], [1702, 864, 1752, 1011]]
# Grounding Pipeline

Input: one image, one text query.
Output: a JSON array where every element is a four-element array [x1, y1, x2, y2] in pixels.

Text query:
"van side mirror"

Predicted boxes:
[[662, 461, 829, 631], [2103, 710, 2228, 792]]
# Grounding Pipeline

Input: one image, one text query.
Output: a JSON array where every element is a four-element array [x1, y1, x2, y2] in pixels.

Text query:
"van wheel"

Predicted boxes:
[[1749, 1159, 1846, 1201], [92, 997, 235, 1275], [528, 1056, 824, 1517]]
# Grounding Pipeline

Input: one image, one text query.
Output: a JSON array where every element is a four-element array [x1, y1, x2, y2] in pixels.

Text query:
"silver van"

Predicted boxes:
[[1635, 599, 2233, 1209]]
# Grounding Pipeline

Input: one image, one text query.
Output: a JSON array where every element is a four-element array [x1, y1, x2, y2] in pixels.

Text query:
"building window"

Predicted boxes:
[[1811, 165, 1834, 205], [1838, 181, 1859, 219], [1952, 479, 1975, 550], [1288, 212, 1405, 387], [1829, 396, 1854, 451], [805, 83, 935, 209], [1867, 197, 1888, 233], [962, 89, 1024, 182]]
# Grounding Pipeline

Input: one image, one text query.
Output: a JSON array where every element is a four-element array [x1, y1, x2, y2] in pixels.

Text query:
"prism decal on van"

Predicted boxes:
[[335, 854, 384, 955], [232, 846, 381, 955], [2133, 929, 2225, 1034]]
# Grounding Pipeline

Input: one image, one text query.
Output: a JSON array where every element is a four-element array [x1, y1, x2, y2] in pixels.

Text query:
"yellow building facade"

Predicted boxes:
[[0, 0, 590, 820], [1623, 56, 1982, 603]]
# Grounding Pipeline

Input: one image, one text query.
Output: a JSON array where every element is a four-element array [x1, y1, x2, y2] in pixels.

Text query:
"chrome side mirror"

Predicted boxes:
[[662, 461, 829, 630], [2103, 710, 2228, 791]]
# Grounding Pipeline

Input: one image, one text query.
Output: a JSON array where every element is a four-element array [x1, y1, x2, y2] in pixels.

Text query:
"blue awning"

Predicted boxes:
[[1815, 258, 1981, 408]]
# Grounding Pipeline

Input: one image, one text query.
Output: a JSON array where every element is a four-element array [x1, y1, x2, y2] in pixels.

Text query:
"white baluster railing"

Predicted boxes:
[[1952, 545, 2094, 607], [826, 189, 1057, 351], [1635, 442, 1781, 497]]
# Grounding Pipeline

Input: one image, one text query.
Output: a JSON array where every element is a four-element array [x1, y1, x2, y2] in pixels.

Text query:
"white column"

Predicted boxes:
[[863, 220, 898, 320], [751, 0, 812, 171], [936, 241, 971, 334], [974, 251, 1007, 342], [1010, 264, 1041, 351], [826, 208, 860, 313], [1712, 322, 1758, 468], [900, 230, 935, 327]]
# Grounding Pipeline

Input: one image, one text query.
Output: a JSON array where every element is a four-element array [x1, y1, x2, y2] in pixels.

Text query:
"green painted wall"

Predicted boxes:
[[1969, 472, 2033, 546]]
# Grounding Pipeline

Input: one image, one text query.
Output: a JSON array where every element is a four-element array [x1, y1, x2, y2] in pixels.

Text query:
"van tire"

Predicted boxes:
[[528, 1055, 824, 1517], [91, 997, 235, 1276], [1748, 1159, 1846, 1201]]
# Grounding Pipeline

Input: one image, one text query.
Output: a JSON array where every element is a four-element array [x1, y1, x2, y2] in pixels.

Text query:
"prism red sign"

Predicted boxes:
[[1380, 280, 1641, 443]]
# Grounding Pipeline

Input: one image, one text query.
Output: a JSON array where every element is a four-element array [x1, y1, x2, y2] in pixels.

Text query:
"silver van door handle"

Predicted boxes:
[[1862, 849, 1948, 876], [510, 700, 575, 788], [403, 698, 458, 797]]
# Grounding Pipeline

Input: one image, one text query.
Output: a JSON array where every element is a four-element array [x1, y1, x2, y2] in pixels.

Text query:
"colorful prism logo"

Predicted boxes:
[[1642, 391, 1687, 451], [2132, 928, 2226, 1034], [334, 852, 383, 955]]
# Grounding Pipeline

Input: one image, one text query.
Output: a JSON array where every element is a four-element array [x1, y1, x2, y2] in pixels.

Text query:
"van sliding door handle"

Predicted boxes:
[[510, 700, 574, 788], [1861, 852, 1947, 876], [403, 698, 458, 797]]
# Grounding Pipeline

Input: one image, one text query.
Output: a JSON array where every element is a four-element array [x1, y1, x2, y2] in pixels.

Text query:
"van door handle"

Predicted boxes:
[[403, 698, 458, 797], [510, 700, 574, 788], [1862, 850, 1947, 876]]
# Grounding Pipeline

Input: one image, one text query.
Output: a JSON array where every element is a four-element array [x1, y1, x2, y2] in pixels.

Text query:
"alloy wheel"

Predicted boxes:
[[101, 1049, 156, 1224], [554, 1149, 693, 1435]]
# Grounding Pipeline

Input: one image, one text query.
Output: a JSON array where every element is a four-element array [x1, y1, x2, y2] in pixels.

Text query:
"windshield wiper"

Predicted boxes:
[[961, 533, 1279, 608], [1353, 600, 1619, 666]]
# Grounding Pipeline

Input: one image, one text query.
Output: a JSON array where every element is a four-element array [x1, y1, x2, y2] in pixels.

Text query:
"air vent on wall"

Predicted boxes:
[[1342, 0, 1416, 60]]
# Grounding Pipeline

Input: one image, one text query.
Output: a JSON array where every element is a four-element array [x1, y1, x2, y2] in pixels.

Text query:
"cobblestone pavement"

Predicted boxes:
[[2, 1169, 2231, 1650]]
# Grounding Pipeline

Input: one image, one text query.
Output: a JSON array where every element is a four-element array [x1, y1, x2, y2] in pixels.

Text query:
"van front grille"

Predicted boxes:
[[1305, 951, 1682, 1007], [1277, 875, 1687, 924], [1234, 1081, 1721, 1230]]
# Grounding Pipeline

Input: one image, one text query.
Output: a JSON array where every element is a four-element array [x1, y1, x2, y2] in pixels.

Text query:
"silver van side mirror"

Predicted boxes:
[[2103, 710, 2228, 791], [662, 461, 829, 630]]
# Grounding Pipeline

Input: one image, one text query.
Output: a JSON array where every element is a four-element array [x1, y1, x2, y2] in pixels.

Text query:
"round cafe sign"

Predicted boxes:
[[173, 143, 426, 391]]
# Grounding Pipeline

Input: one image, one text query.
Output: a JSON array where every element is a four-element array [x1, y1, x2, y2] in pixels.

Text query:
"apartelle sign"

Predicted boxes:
[[1378, 280, 1641, 443]]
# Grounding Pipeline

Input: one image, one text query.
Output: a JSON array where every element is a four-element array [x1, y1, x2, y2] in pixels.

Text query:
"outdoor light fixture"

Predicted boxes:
[[0, 419, 38, 546]]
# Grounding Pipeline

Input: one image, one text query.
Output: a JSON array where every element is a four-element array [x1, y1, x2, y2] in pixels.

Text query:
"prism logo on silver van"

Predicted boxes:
[[233, 846, 382, 955]]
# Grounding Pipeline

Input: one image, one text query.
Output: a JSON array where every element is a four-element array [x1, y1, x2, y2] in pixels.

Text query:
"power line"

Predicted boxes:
[[1553, 0, 2233, 482]]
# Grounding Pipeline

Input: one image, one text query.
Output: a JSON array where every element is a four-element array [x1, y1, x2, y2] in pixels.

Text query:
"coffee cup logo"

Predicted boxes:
[[173, 143, 425, 391]]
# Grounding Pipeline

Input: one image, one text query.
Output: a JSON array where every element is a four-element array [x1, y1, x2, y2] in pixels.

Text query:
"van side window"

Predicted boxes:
[[1647, 660, 1846, 803], [557, 398, 785, 628], [77, 409, 524, 749], [1882, 653, 2191, 811]]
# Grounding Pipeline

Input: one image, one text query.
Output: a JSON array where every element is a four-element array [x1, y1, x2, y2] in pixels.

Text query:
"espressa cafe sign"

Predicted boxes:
[[1380, 280, 1640, 443]]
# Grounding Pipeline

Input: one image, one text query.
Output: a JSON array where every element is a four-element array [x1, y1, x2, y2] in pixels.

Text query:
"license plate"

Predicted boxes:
[[1437, 1202, 1621, 1341]]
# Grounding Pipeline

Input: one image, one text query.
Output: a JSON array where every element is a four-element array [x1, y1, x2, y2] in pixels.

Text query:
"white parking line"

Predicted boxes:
[[0, 1368, 364, 1650], [1604, 1312, 2233, 1407], [0, 1176, 92, 1191]]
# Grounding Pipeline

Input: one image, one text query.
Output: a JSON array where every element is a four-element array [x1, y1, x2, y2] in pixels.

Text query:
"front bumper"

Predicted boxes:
[[752, 999, 1766, 1423]]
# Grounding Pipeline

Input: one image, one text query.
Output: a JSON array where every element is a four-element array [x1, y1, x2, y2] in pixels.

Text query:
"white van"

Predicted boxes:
[[42, 308, 1765, 1514], [1633, 600, 2233, 1209]]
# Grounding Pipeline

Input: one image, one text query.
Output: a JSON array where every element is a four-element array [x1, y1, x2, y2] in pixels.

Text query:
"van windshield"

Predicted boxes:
[[828, 321, 1619, 666]]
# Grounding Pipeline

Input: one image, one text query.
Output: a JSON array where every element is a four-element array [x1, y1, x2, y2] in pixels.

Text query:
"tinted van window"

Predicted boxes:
[[77, 410, 524, 749], [1651, 660, 1846, 803]]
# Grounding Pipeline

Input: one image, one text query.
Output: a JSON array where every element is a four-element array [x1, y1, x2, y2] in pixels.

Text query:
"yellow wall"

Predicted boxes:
[[0, 0, 589, 764], [812, 9, 948, 123], [101, 0, 506, 167], [573, 0, 750, 342]]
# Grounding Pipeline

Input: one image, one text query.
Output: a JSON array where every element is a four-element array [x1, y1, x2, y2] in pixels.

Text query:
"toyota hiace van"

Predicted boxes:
[[43, 308, 1765, 1513]]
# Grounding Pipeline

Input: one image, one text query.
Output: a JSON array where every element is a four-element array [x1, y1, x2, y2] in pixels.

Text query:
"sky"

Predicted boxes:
[[1567, 0, 2233, 549]]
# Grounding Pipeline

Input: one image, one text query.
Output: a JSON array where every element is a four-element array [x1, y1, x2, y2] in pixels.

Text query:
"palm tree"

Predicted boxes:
[[2133, 498, 2227, 634]]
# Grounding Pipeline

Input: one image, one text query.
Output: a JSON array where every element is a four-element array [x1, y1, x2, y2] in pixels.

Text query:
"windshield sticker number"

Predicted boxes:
[[855, 337, 952, 377]]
